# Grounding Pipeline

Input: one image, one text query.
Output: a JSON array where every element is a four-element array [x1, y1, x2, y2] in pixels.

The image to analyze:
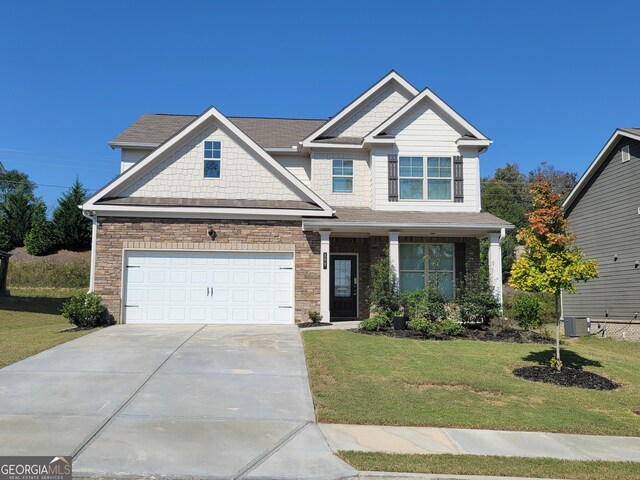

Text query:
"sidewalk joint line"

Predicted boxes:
[[233, 422, 310, 479], [70, 325, 206, 461]]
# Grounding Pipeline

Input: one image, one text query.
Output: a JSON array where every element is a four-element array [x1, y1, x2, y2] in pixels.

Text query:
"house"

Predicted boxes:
[[0, 161, 6, 174], [82, 71, 511, 325], [563, 128, 640, 340]]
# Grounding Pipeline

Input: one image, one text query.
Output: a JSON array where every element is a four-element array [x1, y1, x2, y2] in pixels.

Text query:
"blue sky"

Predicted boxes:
[[1, 0, 639, 209]]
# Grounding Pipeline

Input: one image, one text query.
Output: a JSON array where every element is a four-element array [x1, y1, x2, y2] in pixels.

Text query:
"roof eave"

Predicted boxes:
[[108, 142, 160, 149], [563, 128, 640, 211]]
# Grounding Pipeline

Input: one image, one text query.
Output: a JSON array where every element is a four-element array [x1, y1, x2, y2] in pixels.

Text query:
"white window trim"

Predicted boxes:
[[398, 156, 454, 202], [426, 157, 454, 202], [332, 159, 354, 194], [622, 145, 631, 163], [398, 242, 456, 297], [204, 141, 222, 179], [399, 156, 424, 201]]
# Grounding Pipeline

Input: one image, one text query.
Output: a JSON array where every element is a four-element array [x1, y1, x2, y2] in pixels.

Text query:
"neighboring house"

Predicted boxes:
[[0, 161, 6, 174], [82, 71, 511, 325], [563, 128, 640, 340]]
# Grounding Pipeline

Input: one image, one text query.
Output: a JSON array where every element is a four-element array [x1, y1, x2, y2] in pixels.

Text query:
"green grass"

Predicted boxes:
[[339, 452, 640, 480], [302, 330, 640, 436], [0, 288, 95, 368]]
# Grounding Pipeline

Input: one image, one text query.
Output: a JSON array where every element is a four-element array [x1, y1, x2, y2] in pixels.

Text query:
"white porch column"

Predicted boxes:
[[320, 231, 331, 322], [488, 232, 503, 305], [389, 231, 400, 280]]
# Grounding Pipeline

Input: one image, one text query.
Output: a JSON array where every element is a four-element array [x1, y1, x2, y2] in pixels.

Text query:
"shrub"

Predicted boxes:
[[400, 289, 430, 318], [441, 318, 464, 336], [456, 278, 501, 324], [359, 313, 390, 331], [407, 317, 440, 336], [512, 293, 543, 330], [308, 310, 323, 323], [25, 201, 55, 256], [61, 292, 107, 328], [367, 251, 400, 317]]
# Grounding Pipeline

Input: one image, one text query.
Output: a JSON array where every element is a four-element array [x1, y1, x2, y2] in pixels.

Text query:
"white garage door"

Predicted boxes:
[[123, 250, 294, 324]]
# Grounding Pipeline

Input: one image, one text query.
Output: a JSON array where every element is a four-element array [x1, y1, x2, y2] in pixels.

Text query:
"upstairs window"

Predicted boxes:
[[427, 157, 452, 200], [622, 145, 631, 163], [204, 141, 221, 178], [332, 159, 353, 193], [399, 157, 423, 199], [399, 156, 453, 200]]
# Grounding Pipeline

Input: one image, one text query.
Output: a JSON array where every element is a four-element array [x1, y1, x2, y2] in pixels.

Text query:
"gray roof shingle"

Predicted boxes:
[[97, 197, 322, 210], [304, 207, 513, 228], [109, 113, 327, 149], [620, 128, 640, 136]]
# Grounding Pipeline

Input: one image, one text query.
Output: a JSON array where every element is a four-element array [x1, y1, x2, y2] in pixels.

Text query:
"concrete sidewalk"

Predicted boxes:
[[321, 424, 640, 462]]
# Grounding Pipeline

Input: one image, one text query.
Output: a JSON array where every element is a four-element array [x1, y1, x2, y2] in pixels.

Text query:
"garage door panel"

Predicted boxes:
[[124, 251, 294, 325]]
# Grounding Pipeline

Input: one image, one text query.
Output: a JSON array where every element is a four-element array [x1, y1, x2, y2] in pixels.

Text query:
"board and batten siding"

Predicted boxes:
[[564, 137, 640, 320], [370, 101, 481, 212]]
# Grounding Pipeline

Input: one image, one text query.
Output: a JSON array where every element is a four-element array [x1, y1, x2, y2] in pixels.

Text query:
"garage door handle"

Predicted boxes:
[[279, 306, 292, 308], [207, 287, 210, 297], [125, 305, 139, 308]]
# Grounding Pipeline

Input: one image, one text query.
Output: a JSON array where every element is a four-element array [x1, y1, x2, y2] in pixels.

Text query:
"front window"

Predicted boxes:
[[204, 141, 221, 178], [332, 159, 353, 193], [427, 157, 452, 200], [399, 156, 452, 200], [399, 243, 455, 298], [399, 157, 423, 199]]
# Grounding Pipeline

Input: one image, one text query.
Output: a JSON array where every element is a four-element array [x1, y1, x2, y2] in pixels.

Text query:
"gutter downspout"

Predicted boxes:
[[82, 209, 97, 292]]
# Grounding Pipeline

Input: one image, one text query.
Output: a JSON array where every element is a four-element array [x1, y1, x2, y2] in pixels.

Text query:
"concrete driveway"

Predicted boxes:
[[0, 325, 355, 479]]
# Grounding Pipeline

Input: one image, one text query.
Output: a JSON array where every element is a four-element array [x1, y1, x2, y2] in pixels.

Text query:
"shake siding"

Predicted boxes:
[[311, 150, 370, 208], [371, 102, 481, 212], [114, 123, 303, 202], [324, 86, 411, 138], [564, 137, 640, 320]]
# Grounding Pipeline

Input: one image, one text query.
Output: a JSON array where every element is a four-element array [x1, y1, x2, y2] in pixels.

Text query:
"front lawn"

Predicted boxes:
[[302, 330, 640, 436], [0, 288, 95, 368], [340, 452, 640, 480]]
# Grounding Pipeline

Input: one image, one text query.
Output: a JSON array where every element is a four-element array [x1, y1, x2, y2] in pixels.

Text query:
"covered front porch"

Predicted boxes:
[[303, 208, 512, 322]]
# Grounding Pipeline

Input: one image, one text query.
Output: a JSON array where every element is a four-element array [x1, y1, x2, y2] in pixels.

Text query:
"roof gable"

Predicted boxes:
[[564, 128, 640, 211], [85, 107, 334, 216], [364, 88, 489, 144], [301, 71, 419, 146]]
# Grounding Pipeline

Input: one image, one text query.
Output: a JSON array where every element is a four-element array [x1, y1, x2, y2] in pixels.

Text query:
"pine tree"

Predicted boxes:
[[509, 176, 598, 368], [0, 183, 36, 248], [25, 201, 54, 256], [52, 178, 92, 251]]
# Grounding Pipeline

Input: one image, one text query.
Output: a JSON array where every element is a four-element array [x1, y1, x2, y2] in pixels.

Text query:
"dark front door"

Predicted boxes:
[[330, 255, 357, 319]]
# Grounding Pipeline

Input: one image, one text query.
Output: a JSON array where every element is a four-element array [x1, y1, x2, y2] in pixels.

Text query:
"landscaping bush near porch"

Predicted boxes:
[[302, 330, 640, 436]]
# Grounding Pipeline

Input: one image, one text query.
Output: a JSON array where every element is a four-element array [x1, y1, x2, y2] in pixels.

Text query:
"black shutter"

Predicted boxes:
[[388, 154, 398, 202], [453, 155, 464, 203], [454, 242, 466, 283]]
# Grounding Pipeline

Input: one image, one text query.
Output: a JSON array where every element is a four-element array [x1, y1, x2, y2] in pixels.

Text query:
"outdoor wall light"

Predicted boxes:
[[635, 261, 639, 269], [614, 255, 618, 262], [207, 225, 217, 241]]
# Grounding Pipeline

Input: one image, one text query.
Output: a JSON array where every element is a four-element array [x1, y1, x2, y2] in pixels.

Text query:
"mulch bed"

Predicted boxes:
[[352, 326, 554, 344], [297, 322, 333, 329], [513, 365, 619, 390]]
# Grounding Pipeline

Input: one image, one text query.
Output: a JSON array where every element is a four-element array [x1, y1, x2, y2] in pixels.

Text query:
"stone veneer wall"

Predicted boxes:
[[331, 236, 481, 320], [94, 217, 320, 324]]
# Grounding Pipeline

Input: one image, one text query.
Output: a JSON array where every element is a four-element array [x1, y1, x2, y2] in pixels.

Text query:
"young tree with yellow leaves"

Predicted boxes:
[[509, 175, 598, 369]]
